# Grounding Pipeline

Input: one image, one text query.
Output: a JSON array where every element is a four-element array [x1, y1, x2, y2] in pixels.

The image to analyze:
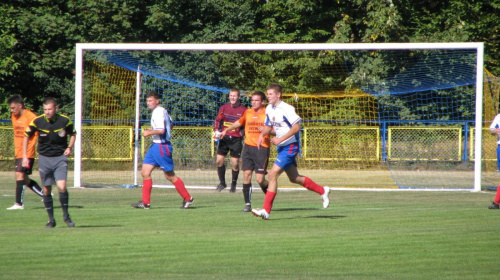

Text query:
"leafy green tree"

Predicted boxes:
[[0, 0, 499, 121]]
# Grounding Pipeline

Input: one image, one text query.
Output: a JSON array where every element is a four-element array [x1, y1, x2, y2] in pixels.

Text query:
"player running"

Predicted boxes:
[[252, 83, 330, 220]]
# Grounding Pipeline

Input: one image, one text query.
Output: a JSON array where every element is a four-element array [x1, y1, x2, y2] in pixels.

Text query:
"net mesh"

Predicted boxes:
[[77, 48, 500, 189]]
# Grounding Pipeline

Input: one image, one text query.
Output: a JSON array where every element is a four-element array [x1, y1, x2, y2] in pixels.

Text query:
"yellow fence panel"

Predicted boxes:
[[81, 126, 133, 160], [0, 127, 14, 160], [388, 127, 462, 161], [470, 128, 497, 161], [303, 126, 379, 161]]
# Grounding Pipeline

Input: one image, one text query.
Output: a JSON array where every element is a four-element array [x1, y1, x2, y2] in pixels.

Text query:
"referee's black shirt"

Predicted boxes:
[[25, 114, 76, 157]]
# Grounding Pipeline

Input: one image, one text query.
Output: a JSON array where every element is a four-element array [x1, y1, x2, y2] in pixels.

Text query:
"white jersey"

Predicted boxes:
[[150, 105, 172, 144], [490, 114, 500, 144], [264, 100, 301, 146]]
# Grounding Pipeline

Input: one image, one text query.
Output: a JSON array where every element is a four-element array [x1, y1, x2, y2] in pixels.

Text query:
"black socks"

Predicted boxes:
[[43, 195, 55, 222], [243, 183, 252, 204], [217, 165, 226, 185], [15, 180, 24, 205]]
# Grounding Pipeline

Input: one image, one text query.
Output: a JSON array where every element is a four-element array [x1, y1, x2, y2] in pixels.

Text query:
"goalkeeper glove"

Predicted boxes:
[[214, 131, 222, 141]]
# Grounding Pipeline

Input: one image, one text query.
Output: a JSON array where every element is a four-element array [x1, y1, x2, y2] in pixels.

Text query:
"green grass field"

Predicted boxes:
[[0, 172, 499, 279]]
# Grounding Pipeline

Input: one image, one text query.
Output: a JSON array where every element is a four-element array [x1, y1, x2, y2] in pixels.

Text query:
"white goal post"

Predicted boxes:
[[74, 42, 485, 191]]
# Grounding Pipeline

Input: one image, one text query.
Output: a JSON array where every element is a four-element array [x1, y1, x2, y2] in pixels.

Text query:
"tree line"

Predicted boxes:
[[1, 0, 499, 119]]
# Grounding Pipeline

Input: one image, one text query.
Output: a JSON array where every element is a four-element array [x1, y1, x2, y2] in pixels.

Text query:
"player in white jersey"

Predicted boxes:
[[252, 83, 330, 220], [132, 90, 194, 209]]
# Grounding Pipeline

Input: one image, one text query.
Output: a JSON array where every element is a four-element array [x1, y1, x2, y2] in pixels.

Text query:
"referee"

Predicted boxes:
[[23, 97, 76, 228]]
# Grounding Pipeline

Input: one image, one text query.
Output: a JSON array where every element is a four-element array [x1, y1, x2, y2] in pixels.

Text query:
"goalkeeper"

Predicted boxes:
[[213, 88, 247, 193], [220, 91, 271, 212]]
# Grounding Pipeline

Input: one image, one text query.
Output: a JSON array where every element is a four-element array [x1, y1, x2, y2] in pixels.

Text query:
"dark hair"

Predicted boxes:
[[7, 95, 24, 107], [229, 88, 240, 96], [252, 91, 266, 101], [146, 90, 160, 99], [42, 97, 58, 107], [267, 83, 282, 94]]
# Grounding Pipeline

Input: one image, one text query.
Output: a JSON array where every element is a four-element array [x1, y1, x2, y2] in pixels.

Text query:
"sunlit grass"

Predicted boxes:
[[0, 177, 498, 279]]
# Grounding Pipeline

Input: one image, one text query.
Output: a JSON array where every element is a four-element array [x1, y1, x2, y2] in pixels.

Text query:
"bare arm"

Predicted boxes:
[[258, 126, 276, 136], [64, 134, 77, 156], [22, 136, 30, 167], [257, 125, 273, 148], [143, 128, 165, 137], [220, 120, 242, 138]]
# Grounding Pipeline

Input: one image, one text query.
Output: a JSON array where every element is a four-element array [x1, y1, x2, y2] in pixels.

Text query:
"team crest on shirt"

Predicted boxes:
[[58, 130, 66, 137]]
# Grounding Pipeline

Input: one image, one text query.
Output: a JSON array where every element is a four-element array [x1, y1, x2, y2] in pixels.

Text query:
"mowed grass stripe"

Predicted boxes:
[[0, 184, 498, 279]]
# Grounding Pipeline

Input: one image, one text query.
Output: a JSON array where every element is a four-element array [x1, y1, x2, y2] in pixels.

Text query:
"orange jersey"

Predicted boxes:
[[12, 109, 38, 158], [237, 107, 270, 148]]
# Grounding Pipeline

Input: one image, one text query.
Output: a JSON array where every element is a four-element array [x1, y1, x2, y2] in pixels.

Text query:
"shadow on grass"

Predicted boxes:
[[268, 215, 346, 221], [146, 206, 211, 210], [76, 225, 123, 228], [305, 215, 346, 219], [32, 205, 85, 210], [273, 207, 317, 211]]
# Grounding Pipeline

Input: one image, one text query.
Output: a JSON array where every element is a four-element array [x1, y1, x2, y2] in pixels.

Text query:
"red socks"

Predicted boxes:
[[263, 191, 277, 213], [174, 178, 191, 201], [495, 185, 500, 204], [142, 178, 153, 204], [143, 178, 191, 203], [303, 176, 324, 195], [261, 177, 322, 213]]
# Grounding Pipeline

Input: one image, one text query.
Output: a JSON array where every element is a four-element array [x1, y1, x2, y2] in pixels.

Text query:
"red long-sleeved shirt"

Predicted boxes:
[[213, 103, 247, 138]]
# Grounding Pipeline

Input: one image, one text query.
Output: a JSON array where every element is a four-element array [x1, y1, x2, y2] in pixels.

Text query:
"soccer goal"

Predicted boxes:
[[74, 42, 494, 191]]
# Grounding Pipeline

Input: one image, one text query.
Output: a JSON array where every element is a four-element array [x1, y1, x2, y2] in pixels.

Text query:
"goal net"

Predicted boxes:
[[74, 43, 496, 191]]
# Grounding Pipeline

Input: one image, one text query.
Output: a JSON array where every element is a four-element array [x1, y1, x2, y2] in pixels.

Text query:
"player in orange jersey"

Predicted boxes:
[[221, 91, 271, 212], [6, 95, 43, 210]]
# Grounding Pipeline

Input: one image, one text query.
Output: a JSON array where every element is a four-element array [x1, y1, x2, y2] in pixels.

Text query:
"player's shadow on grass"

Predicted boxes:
[[305, 215, 346, 219], [77, 225, 123, 228], [33, 205, 84, 210], [273, 207, 317, 212], [146, 206, 207, 210], [271, 208, 347, 220]]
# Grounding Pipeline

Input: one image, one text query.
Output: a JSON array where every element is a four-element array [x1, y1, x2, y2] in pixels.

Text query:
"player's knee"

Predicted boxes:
[[255, 176, 265, 185], [166, 175, 177, 183], [258, 181, 268, 188], [268, 172, 278, 182], [288, 176, 301, 184], [43, 188, 51, 196], [216, 158, 225, 167]]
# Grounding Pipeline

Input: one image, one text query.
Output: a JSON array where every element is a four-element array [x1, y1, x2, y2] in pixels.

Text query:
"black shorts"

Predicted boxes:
[[217, 136, 243, 158], [15, 158, 35, 175], [242, 144, 270, 174]]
